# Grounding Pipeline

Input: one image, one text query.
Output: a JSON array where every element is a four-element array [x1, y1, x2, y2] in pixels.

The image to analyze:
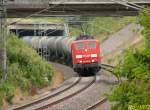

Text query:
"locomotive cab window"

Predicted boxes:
[[88, 42, 96, 48], [76, 42, 84, 49]]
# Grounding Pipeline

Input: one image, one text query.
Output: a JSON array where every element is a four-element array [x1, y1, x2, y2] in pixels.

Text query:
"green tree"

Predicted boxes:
[[108, 9, 150, 110]]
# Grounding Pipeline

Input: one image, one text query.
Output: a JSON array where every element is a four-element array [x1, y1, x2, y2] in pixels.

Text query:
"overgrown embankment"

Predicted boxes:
[[69, 17, 136, 42], [108, 10, 150, 110], [0, 35, 54, 106]]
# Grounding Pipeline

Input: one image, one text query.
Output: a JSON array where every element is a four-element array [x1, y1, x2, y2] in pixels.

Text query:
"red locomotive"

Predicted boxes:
[[23, 35, 101, 75], [71, 39, 101, 74]]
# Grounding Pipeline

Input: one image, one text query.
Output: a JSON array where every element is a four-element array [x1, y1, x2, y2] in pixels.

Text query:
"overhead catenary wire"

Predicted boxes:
[[6, 0, 150, 62], [7, 0, 148, 61], [8, 1, 66, 26], [7, 0, 130, 36], [9, 0, 150, 37], [0, 0, 7, 81], [8, 0, 69, 37], [56, 0, 146, 34], [8, 0, 150, 26], [61, 3, 121, 35], [7, 1, 68, 61]]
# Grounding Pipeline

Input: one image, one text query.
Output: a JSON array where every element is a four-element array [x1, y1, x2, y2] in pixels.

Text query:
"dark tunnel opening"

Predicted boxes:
[[10, 29, 64, 37]]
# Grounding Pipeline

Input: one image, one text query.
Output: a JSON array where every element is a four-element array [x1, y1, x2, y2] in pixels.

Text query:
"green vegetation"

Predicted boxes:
[[0, 34, 53, 106], [108, 10, 150, 110], [8, 17, 136, 43], [69, 17, 136, 42]]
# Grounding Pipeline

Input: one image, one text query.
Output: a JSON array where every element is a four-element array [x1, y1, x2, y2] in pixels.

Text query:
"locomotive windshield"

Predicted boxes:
[[76, 42, 84, 49], [88, 42, 96, 48]]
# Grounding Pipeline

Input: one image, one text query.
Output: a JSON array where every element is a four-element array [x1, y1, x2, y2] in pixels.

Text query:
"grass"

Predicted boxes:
[[0, 34, 54, 106], [69, 16, 137, 42]]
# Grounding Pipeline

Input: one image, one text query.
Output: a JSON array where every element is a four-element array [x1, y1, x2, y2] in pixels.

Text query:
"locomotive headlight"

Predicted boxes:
[[76, 55, 82, 58], [92, 60, 95, 62], [91, 54, 97, 57]]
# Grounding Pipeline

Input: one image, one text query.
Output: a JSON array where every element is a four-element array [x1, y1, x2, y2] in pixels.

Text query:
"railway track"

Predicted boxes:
[[11, 64, 115, 110], [101, 63, 114, 73], [85, 98, 107, 110], [12, 76, 96, 110], [83, 64, 117, 110], [12, 77, 81, 110]]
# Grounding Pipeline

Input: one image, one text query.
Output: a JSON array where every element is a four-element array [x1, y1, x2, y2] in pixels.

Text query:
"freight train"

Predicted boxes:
[[23, 35, 101, 75]]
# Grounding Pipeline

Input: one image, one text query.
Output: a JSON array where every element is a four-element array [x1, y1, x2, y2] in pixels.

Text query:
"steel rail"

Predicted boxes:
[[101, 64, 114, 73], [35, 76, 96, 110], [101, 67, 113, 73], [85, 64, 118, 110], [13, 76, 81, 110], [101, 63, 115, 68], [85, 98, 107, 110]]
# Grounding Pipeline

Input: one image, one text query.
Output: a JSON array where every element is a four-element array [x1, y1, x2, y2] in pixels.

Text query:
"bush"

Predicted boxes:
[[0, 34, 54, 105], [0, 83, 15, 105], [108, 9, 150, 110]]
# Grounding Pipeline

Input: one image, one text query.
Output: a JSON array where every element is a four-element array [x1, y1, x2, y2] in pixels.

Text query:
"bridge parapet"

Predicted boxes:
[[48, 0, 150, 4], [8, 0, 49, 9], [7, 0, 150, 8], [7, 0, 150, 17], [8, 0, 49, 4], [8, 0, 150, 5]]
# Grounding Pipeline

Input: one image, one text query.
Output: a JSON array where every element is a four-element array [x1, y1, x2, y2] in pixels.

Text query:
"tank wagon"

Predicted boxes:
[[22, 35, 101, 75]]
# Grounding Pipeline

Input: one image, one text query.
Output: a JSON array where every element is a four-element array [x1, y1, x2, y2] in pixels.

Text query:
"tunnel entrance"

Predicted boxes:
[[8, 23, 66, 37], [10, 29, 64, 37]]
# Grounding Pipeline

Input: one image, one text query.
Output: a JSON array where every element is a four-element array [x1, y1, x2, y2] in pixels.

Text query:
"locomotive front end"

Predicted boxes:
[[72, 40, 101, 74]]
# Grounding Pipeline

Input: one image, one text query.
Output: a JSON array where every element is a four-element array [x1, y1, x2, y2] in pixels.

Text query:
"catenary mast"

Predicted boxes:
[[0, 0, 7, 80]]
